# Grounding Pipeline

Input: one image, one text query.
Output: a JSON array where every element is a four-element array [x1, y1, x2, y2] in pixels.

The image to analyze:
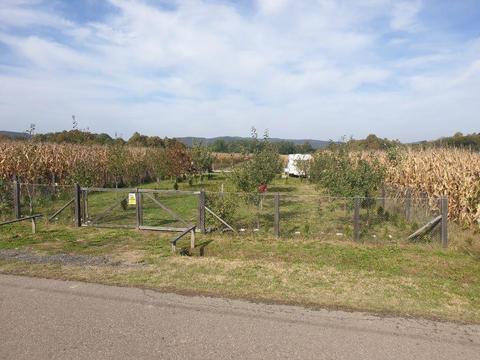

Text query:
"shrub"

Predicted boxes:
[[230, 128, 281, 193], [310, 149, 385, 198]]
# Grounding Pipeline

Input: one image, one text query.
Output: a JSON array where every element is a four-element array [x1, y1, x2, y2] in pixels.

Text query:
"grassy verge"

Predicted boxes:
[[1, 222, 479, 323]]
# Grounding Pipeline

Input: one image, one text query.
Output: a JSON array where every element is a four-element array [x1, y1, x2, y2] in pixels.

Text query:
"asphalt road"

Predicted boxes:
[[0, 274, 479, 360]]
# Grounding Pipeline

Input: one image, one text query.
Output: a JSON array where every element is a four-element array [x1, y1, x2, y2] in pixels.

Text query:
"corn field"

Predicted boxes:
[[1, 141, 479, 228], [0, 141, 192, 187], [368, 148, 480, 227]]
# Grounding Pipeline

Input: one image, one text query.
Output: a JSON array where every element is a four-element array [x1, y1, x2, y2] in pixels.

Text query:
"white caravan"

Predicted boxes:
[[284, 154, 313, 177]]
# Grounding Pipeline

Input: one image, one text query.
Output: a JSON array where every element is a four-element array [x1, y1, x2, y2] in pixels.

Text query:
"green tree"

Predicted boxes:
[[310, 149, 385, 198], [231, 128, 282, 193], [191, 142, 213, 175]]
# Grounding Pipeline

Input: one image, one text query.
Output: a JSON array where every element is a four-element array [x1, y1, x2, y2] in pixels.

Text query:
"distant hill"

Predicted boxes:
[[0, 131, 30, 139], [176, 136, 331, 149]]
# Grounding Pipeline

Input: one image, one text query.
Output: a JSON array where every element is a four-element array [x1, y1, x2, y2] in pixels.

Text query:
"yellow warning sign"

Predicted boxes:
[[128, 193, 136, 205]]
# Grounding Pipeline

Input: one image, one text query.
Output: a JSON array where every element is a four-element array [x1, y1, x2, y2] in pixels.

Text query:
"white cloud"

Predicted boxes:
[[390, 0, 422, 32], [0, 0, 478, 141], [257, 0, 289, 14]]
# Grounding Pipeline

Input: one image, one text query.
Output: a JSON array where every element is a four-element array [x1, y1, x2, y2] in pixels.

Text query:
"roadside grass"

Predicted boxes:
[[0, 222, 479, 323]]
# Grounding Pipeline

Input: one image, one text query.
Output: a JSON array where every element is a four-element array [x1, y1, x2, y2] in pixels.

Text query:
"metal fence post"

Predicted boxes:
[[441, 197, 448, 248], [74, 183, 82, 227], [13, 176, 21, 219], [274, 193, 280, 238], [353, 196, 360, 241], [198, 190, 206, 233]]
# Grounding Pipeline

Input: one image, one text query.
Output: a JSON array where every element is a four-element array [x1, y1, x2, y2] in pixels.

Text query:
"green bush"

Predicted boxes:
[[230, 128, 282, 194], [310, 149, 385, 198]]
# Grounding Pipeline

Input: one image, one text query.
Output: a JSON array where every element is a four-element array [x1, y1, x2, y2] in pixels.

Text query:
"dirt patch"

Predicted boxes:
[[0, 249, 123, 267]]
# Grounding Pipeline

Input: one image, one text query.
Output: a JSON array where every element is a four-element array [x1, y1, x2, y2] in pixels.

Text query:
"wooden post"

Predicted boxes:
[[353, 196, 360, 241], [31, 217, 36, 234], [274, 193, 280, 238], [139, 192, 143, 226], [405, 189, 411, 221], [13, 176, 21, 219], [74, 183, 82, 227], [381, 185, 386, 209], [84, 190, 89, 221], [198, 190, 206, 233], [81, 190, 86, 222], [190, 229, 196, 249], [441, 197, 448, 248], [135, 189, 143, 229]]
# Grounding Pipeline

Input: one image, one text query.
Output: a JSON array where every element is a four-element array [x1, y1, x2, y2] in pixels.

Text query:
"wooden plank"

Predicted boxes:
[[139, 225, 189, 232], [139, 189, 199, 195], [170, 225, 197, 254], [48, 198, 74, 222], [81, 187, 136, 193], [204, 206, 236, 233], [83, 223, 136, 229], [0, 214, 43, 226], [143, 192, 188, 226], [408, 215, 442, 241]]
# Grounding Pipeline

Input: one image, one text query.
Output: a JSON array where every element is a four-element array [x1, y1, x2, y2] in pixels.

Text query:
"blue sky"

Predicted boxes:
[[0, 0, 479, 141]]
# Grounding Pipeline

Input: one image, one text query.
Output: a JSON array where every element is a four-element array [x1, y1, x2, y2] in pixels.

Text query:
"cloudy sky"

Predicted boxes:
[[0, 0, 479, 141]]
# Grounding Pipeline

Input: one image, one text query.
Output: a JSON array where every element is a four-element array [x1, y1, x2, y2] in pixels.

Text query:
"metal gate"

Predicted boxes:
[[81, 187, 200, 232]]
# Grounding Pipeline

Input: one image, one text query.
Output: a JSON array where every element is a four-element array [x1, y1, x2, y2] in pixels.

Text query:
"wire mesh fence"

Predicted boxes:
[[140, 190, 198, 229], [0, 181, 448, 246], [0, 182, 76, 224], [203, 191, 445, 244], [83, 189, 137, 228], [204, 192, 275, 234], [0, 181, 13, 222]]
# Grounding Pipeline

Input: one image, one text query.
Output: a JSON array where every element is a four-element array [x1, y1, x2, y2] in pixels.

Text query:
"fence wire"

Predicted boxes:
[[15, 183, 76, 224], [0, 182, 447, 245], [0, 181, 13, 221], [141, 191, 198, 228], [84, 189, 137, 227], [204, 191, 445, 244]]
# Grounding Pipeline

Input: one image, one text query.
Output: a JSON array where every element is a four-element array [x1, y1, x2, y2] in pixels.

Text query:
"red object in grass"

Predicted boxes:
[[258, 184, 267, 193]]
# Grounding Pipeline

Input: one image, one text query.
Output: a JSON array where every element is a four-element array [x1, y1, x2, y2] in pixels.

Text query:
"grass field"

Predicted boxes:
[[0, 222, 479, 323], [1, 173, 479, 323]]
